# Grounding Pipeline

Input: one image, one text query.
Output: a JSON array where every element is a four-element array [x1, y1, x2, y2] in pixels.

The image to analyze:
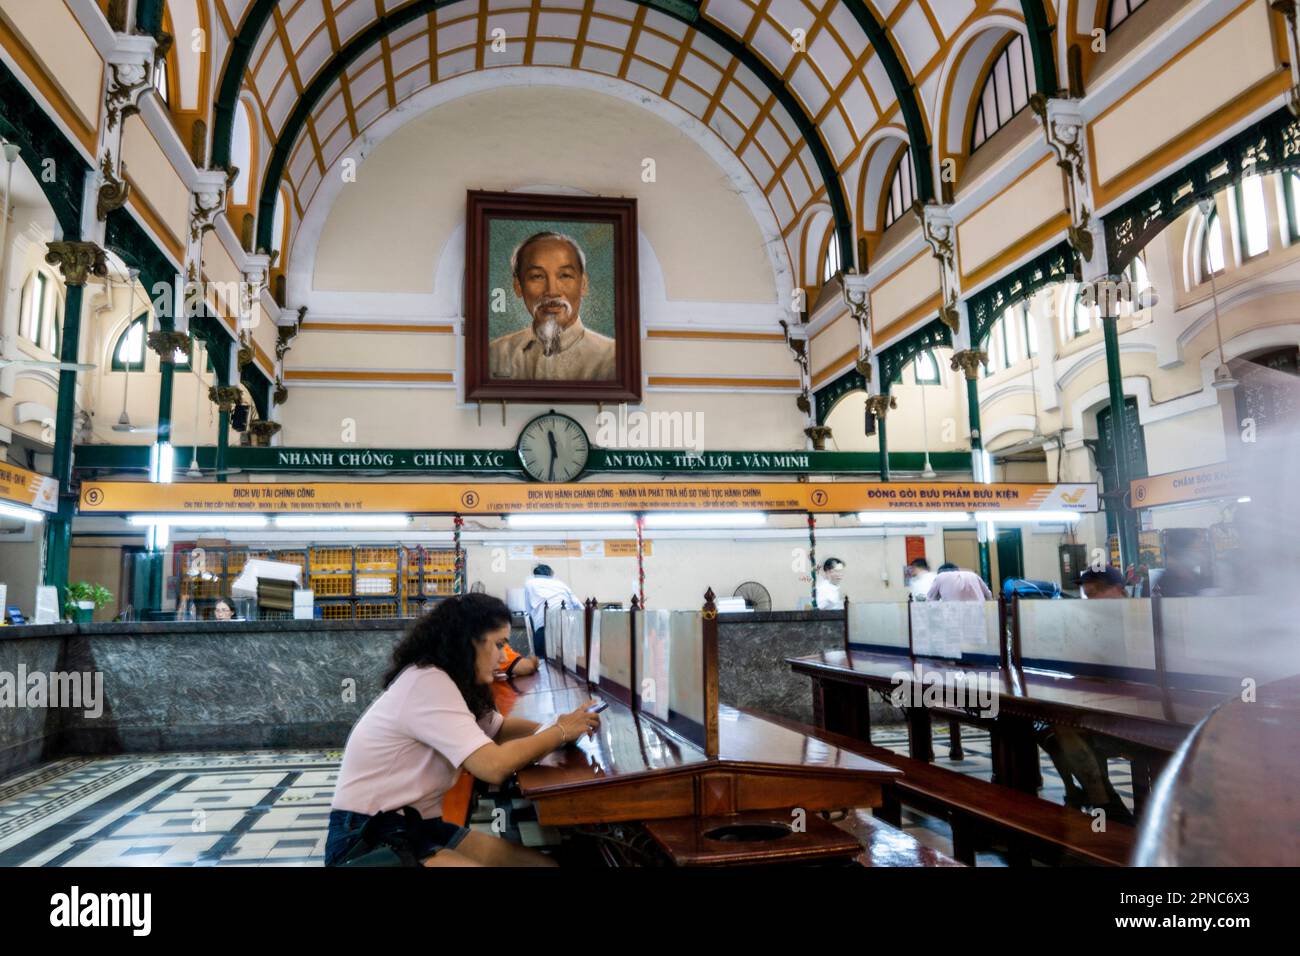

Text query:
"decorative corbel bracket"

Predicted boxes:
[[841, 270, 873, 382], [780, 318, 814, 420], [913, 201, 961, 335], [248, 420, 282, 447], [1029, 94, 1101, 268], [240, 254, 272, 335], [97, 31, 156, 227]]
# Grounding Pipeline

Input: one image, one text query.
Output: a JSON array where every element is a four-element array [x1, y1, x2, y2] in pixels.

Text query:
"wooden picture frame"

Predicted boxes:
[[464, 190, 642, 403]]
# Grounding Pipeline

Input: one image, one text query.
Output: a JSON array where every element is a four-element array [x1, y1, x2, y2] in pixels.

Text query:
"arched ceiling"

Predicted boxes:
[[206, 1, 1060, 274]]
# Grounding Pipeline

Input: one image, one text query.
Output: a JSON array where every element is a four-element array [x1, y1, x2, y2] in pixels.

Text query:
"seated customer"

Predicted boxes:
[[1035, 566, 1135, 823], [327, 593, 600, 867], [497, 642, 538, 679], [1080, 566, 1127, 599]]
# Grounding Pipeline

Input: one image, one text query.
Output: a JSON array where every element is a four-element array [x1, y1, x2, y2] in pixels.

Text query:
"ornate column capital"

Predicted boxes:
[[950, 349, 989, 381], [208, 386, 242, 413], [804, 425, 832, 450], [248, 420, 282, 446], [147, 330, 192, 362], [45, 241, 108, 286], [865, 393, 898, 420]]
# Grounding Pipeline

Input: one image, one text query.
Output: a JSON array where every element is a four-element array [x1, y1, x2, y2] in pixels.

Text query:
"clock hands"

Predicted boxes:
[[547, 429, 558, 481]]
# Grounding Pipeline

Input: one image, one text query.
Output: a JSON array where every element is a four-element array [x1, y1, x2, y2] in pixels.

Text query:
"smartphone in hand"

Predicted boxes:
[[585, 699, 608, 715]]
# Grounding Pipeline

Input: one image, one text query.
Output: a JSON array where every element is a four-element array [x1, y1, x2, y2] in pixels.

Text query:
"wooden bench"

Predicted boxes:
[[641, 808, 961, 867], [832, 809, 963, 867], [743, 708, 1136, 866]]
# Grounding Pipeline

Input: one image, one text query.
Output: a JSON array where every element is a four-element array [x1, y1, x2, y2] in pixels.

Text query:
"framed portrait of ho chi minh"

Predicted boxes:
[[464, 190, 642, 403]]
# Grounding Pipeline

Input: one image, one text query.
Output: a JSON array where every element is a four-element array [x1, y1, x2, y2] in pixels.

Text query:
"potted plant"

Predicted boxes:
[[64, 582, 113, 623]]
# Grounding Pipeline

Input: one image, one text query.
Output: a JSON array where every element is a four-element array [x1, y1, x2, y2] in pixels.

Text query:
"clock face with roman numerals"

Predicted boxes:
[[517, 412, 590, 483]]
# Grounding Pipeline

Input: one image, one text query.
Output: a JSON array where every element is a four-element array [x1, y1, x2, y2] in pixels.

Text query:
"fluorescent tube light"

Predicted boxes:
[[972, 510, 1081, 523], [506, 513, 635, 529], [857, 512, 973, 524], [273, 514, 412, 529], [128, 514, 269, 528], [642, 512, 766, 528], [0, 501, 45, 522]]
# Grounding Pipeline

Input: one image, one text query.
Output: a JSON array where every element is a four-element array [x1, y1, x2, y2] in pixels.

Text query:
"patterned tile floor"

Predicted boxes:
[[0, 727, 1135, 867]]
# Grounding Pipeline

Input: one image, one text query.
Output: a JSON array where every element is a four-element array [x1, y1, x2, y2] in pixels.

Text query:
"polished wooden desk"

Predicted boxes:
[[789, 649, 1228, 804], [1133, 674, 1300, 866], [505, 666, 900, 829]]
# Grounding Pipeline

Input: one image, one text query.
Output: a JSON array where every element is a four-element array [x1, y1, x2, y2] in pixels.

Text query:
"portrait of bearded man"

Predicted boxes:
[[488, 232, 617, 381]]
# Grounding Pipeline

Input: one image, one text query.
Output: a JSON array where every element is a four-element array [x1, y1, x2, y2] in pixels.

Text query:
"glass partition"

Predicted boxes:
[[597, 608, 633, 698], [1160, 596, 1298, 685], [1018, 599, 1155, 672], [668, 610, 706, 732], [847, 601, 909, 652], [909, 601, 999, 660]]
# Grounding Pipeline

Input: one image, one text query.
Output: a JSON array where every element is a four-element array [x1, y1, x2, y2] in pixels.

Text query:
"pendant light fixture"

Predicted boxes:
[[112, 268, 141, 431], [1198, 197, 1237, 391]]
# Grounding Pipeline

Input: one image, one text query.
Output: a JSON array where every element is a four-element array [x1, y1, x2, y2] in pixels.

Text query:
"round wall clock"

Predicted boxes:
[[517, 411, 590, 482]]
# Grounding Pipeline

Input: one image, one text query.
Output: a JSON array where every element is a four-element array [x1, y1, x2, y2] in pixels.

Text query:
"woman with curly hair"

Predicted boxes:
[[327, 593, 599, 866]]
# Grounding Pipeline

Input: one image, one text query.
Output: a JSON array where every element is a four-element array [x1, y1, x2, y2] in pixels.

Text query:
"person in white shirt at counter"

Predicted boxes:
[[926, 563, 993, 601], [908, 558, 936, 601], [523, 564, 579, 657], [814, 557, 846, 609]]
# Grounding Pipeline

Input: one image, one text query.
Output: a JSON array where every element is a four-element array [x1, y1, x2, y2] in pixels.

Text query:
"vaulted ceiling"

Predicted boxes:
[[204, 0, 1058, 273]]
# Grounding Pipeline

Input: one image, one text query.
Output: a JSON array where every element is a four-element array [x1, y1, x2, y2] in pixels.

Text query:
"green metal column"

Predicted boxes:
[[41, 268, 92, 607], [877, 413, 890, 481], [216, 409, 230, 483], [1102, 311, 1139, 571], [966, 374, 993, 586]]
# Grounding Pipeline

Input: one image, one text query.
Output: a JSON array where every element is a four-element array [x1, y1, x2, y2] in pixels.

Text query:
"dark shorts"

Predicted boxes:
[[325, 809, 470, 866]]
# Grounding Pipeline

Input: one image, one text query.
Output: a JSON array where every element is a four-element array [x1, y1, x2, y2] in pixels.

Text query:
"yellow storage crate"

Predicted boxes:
[[355, 573, 397, 596], [225, 549, 269, 575], [186, 575, 221, 600], [318, 601, 354, 621], [356, 600, 399, 620], [310, 547, 353, 572], [273, 549, 308, 571], [311, 573, 353, 597], [355, 547, 398, 571], [424, 549, 456, 573]]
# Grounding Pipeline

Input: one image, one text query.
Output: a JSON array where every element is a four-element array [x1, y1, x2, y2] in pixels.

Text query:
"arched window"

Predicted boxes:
[[1286, 172, 1300, 242], [914, 350, 941, 385], [821, 230, 841, 284], [271, 187, 289, 260], [971, 34, 1031, 152], [1021, 303, 1038, 357], [1108, 0, 1147, 31], [18, 271, 62, 354], [1069, 281, 1098, 338], [884, 147, 916, 229], [1236, 175, 1268, 261], [1200, 207, 1225, 281], [112, 316, 148, 371], [230, 99, 254, 207]]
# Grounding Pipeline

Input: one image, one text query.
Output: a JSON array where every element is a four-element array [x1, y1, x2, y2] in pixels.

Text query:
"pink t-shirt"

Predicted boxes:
[[332, 665, 503, 819]]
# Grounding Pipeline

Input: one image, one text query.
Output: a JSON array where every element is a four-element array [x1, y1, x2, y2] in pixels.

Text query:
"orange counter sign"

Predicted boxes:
[[79, 480, 1098, 515], [0, 462, 58, 513], [1130, 463, 1240, 509]]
